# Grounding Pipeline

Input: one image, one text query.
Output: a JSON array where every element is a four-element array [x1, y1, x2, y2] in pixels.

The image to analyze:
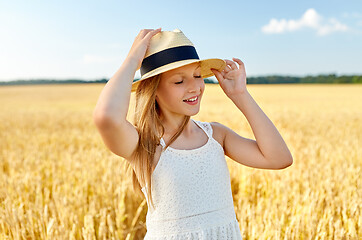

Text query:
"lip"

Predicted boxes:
[[183, 95, 199, 105], [183, 95, 199, 101]]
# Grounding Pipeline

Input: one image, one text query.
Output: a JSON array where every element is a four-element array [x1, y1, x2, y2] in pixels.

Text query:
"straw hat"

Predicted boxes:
[[131, 29, 226, 92]]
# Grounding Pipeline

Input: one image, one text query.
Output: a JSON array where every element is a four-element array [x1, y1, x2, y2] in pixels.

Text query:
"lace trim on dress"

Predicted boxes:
[[144, 205, 241, 237]]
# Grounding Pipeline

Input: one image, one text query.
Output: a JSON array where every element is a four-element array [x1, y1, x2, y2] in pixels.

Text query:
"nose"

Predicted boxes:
[[188, 88, 196, 93], [188, 78, 201, 93]]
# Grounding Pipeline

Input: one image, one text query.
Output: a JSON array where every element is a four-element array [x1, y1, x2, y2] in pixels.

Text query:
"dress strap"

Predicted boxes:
[[159, 119, 213, 147], [192, 119, 213, 139], [159, 137, 166, 147]]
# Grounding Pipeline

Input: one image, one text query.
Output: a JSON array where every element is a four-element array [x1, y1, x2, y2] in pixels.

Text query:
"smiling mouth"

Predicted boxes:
[[183, 96, 199, 102]]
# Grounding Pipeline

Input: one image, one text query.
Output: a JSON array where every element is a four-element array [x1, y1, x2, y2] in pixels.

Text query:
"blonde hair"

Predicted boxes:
[[126, 74, 190, 210]]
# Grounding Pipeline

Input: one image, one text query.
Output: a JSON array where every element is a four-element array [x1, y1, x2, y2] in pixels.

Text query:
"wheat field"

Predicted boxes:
[[0, 83, 361, 240]]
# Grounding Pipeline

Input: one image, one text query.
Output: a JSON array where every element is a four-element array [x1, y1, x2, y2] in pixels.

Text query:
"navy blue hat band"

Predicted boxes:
[[140, 45, 200, 76]]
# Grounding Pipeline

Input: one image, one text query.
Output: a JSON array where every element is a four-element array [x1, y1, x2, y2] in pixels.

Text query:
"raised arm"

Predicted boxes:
[[93, 28, 161, 160], [211, 58, 293, 169]]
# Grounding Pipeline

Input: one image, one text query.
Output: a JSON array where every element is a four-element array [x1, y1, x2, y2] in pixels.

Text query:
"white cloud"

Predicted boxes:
[[261, 8, 349, 36]]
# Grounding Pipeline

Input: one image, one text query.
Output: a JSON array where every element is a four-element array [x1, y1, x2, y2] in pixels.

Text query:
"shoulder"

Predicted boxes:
[[192, 119, 230, 148], [207, 121, 229, 149]]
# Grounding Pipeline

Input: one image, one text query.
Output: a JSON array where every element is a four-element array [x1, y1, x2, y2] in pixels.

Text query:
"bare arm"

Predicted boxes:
[[220, 91, 293, 169], [93, 28, 162, 159], [92, 57, 140, 159], [93, 57, 137, 121], [211, 58, 293, 169]]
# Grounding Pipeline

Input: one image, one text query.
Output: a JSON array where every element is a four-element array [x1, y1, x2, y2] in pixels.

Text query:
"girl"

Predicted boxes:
[[93, 28, 293, 239]]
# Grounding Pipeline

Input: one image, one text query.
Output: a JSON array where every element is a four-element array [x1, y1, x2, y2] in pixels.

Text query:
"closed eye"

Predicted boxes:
[[175, 76, 202, 84]]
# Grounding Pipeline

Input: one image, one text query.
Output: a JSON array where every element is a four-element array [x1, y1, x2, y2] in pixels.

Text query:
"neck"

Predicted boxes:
[[159, 114, 193, 137]]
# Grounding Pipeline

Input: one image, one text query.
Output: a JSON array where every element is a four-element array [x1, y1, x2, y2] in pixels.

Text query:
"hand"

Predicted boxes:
[[211, 58, 247, 97], [126, 28, 162, 70]]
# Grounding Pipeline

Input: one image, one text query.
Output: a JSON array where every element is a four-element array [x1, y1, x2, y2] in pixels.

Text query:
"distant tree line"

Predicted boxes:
[[0, 74, 361, 86]]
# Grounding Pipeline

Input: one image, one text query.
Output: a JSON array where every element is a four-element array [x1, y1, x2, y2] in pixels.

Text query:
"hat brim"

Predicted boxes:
[[131, 58, 226, 92]]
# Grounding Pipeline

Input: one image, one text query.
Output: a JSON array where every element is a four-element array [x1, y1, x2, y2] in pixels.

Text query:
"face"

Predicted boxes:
[[155, 62, 204, 118]]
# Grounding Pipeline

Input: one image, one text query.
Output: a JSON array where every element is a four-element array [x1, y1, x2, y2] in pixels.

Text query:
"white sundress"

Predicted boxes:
[[141, 119, 243, 239]]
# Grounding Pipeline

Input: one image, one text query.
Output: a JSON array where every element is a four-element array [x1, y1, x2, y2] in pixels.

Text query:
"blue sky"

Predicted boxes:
[[1, 0, 362, 82]]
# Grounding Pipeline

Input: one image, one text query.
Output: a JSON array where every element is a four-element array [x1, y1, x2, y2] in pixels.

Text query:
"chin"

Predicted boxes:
[[186, 108, 200, 116]]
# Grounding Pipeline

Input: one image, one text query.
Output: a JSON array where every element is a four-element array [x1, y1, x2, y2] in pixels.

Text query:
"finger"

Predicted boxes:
[[141, 29, 154, 33], [137, 29, 154, 38], [232, 58, 244, 68], [137, 28, 159, 39], [211, 69, 224, 83], [144, 28, 162, 40], [223, 65, 232, 73], [224, 59, 238, 70]]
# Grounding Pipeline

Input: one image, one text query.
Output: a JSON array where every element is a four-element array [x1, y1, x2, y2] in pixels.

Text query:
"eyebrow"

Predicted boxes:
[[173, 65, 201, 75]]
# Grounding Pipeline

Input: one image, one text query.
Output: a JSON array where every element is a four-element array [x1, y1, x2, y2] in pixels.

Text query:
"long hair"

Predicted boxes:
[[126, 74, 190, 210]]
